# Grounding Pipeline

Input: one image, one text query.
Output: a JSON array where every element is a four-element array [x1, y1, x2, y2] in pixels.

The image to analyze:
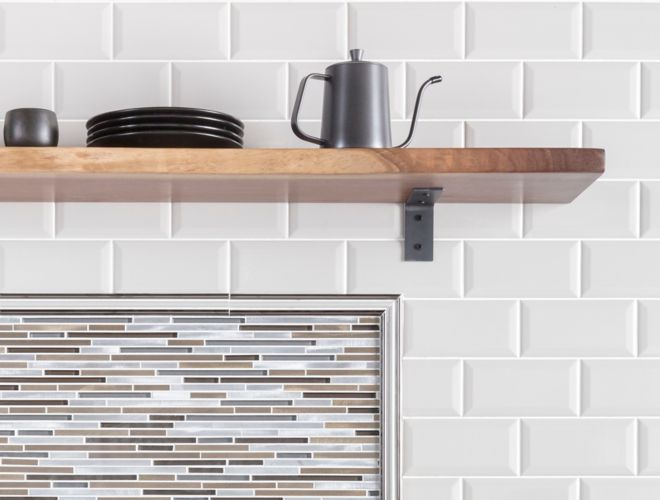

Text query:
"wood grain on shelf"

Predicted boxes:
[[0, 147, 604, 203]]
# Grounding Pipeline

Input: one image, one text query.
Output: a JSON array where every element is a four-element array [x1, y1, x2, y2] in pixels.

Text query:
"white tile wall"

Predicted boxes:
[[584, 3, 660, 59], [0, 63, 52, 117], [524, 62, 638, 118], [403, 419, 518, 476], [466, 2, 579, 59], [465, 241, 579, 297], [521, 419, 636, 475], [464, 478, 578, 500], [521, 300, 635, 357], [464, 360, 578, 416], [114, 3, 229, 60], [349, 2, 463, 59], [1, 0, 658, 495]]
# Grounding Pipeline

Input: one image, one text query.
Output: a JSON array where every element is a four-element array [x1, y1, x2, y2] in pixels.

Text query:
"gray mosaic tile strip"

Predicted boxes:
[[0, 310, 382, 500]]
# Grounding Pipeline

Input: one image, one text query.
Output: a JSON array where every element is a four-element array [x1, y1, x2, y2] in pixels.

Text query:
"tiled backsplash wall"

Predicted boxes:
[[0, 1, 659, 499]]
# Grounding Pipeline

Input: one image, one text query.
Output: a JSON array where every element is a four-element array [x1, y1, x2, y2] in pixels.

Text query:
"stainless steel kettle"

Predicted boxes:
[[291, 49, 441, 148]]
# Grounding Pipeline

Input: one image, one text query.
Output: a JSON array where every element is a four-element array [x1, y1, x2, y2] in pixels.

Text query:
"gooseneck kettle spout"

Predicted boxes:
[[395, 75, 443, 148], [291, 49, 442, 148]]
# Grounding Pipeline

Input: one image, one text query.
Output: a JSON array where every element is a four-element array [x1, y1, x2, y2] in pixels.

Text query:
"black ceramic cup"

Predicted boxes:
[[4, 108, 59, 147]]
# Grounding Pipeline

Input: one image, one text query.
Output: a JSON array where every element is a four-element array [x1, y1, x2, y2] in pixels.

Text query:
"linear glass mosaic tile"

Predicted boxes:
[[0, 296, 399, 500]]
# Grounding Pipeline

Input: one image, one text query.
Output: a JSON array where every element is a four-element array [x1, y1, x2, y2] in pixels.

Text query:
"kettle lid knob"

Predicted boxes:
[[349, 48, 364, 61]]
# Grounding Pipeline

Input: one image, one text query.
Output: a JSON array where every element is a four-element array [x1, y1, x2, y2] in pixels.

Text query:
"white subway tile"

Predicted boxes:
[[522, 419, 635, 475], [231, 241, 345, 294], [585, 3, 660, 59], [56, 203, 169, 239], [466, 2, 579, 59], [0, 3, 110, 59], [465, 360, 578, 416], [466, 121, 579, 148], [583, 242, 660, 297], [465, 241, 579, 298], [402, 478, 460, 500], [583, 361, 660, 416], [57, 121, 86, 147], [640, 420, 660, 475], [232, 3, 344, 60], [391, 120, 462, 147], [114, 2, 228, 60], [584, 122, 660, 179], [114, 241, 228, 293], [289, 62, 404, 120], [407, 62, 522, 119], [55, 62, 169, 120], [0, 203, 53, 239], [402, 359, 461, 417], [0, 241, 110, 293], [403, 419, 518, 476], [640, 301, 660, 356], [349, 2, 462, 59], [172, 62, 286, 119], [465, 478, 578, 500], [521, 300, 635, 357], [642, 182, 660, 237], [290, 203, 401, 239], [524, 181, 638, 238], [244, 121, 319, 148], [524, 63, 638, 119], [403, 300, 517, 357], [582, 478, 660, 500], [173, 203, 286, 239], [0, 63, 52, 116], [435, 203, 521, 238], [642, 63, 660, 118], [347, 241, 461, 298]]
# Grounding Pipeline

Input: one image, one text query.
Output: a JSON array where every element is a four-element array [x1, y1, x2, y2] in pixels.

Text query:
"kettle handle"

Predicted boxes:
[[291, 73, 330, 146]]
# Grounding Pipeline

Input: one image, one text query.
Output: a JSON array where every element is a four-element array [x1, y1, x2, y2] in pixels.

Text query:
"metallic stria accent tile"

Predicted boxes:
[[0, 303, 385, 500]]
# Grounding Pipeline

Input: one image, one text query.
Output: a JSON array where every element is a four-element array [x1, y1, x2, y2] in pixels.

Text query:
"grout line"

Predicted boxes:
[[576, 359, 582, 416], [284, 63, 291, 120], [578, 1, 584, 59], [633, 299, 640, 357], [344, 0, 349, 56], [50, 200, 57, 239], [227, 1, 233, 60], [519, 61, 525, 118], [517, 418, 523, 476], [227, 240, 232, 300], [516, 299, 522, 358], [109, 2, 115, 61], [458, 477, 464, 500], [284, 202, 291, 238], [50, 62, 56, 112], [462, 1, 467, 60], [637, 62, 643, 120], [518, 201, 525, 239], [167, 201, 174, 239], [108, 239, 115, 294], [459, 240, 466, 298], [343, 240, 349, 295], [634, 418, 640, 476], [637, 181, 643, 238], [576, 240, 583, 298], [577, 120, 584, 147], [459, 359, 465, 417], [461, 120, 467, 148], [167, 61, 173, 106]]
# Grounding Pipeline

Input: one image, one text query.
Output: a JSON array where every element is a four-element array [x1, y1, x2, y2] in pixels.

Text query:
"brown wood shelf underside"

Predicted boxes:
[[0, 147, 604, 202]]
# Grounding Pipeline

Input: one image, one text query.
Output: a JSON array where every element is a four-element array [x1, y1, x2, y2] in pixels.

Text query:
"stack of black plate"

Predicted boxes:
[[86, 107, 244, 148]]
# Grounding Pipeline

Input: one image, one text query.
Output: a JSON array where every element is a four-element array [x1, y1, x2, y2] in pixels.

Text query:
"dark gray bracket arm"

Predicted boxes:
[[404, 187, 443, 261]]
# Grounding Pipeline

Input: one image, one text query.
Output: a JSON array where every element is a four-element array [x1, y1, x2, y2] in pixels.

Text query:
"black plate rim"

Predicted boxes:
[[87, 122, 244, 144], [87, 114, 244, 137], [86, 129, 243, 148], [86, 107, 244, 129]]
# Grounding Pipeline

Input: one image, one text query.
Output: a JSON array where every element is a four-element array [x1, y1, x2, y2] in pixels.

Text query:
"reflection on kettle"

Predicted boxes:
[[291, 48, 442, 149]]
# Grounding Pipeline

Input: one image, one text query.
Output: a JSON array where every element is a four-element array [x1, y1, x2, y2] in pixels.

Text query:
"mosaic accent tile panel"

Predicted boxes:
[[0, 310, 382, 500]]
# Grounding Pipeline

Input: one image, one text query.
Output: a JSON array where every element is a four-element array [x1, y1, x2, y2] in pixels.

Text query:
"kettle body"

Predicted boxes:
[[291, 49, 441, 148]]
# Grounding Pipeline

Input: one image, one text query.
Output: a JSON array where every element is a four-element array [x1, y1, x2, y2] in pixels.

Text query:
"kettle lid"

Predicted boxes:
[[349, 48, 364, 61], [327, 48, 385, 70]]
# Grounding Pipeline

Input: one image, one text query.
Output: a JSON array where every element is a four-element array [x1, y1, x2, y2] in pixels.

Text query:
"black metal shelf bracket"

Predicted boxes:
[[404, 187, 443, 262]]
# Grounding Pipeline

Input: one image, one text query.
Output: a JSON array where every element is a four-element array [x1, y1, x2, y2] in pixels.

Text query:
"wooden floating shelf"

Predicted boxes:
[[0, 147, 604, 203]]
